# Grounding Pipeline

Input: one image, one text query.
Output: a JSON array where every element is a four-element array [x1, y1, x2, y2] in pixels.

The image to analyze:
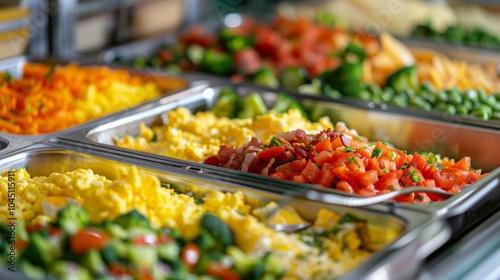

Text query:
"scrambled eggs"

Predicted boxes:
[[0, 167, 398, 279], [115, 107, 334, 162]]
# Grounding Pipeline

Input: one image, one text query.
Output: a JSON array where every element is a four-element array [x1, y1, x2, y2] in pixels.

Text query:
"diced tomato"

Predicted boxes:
[[275, 163, 293, 177], [314, 163, 335, 188], [109, 263, 136, 277], [368, 157, 396, 176], [314, 150, 332, 165], [290, 173, 308, 183], [257, 146, 286, 162], [358, 188, 375, 196], [132, 234, 158, 246], [205, 261, 241, 280], [450, 157, 471, 171], [290, 158, 307, 172], [411, 152, 427, 171], [70, 229, 110, 255], [254, 27, 282, 57], [331, 137, 344, 150], [331, 166, 351, 182], [374, 141, 392, 157], [414, 193, 431, 204], [315, 137, 332, 152], [336, 180, 356, 194], [301, 160, 320, 182], [394, 149, 408, 169], [401, 166, 424, 187], [335, 153, 365, 172], [25, 224, 43, 233], [181, 243, 202, 271], [158, 234, 174, 244], [465, 169, 481, 184], [354, 170, 378, 188], [233, 48, 261, 75], [432, 168, 469, 191], [374, 170, 403, 191], [158, 49, 173, 64], [269, 172, 286, 180], [394, 192, 415, 203]]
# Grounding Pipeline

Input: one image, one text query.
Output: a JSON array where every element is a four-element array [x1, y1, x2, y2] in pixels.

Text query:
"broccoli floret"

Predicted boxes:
[[238, 93, 268, 119], [252, 68, 279, 88], [21, 232, 55, 269], [279, 66, 308, 89], [54, 204, 89, 234], [385, 66, 419, 93], [321, 62, 363, 97], [341, 42, 367, 64], [200, 213, 234, 249], [219, 28, 254, 52], [113, 210, 151, 230], [213, 88, 242, 118], [200, 48, 234, 76]]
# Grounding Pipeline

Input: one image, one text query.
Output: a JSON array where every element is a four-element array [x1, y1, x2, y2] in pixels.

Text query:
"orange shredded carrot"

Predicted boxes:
[[0, 63, 187, 135]]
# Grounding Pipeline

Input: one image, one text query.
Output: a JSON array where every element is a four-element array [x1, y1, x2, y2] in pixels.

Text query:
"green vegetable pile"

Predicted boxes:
[[0, 204, 284, 280], [411, 22, 500, 49]]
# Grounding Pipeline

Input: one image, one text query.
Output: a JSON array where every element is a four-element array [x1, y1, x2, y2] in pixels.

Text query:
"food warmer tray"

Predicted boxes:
[[0, 142, 451, 280], [57, 82, 500, 241], [97, 14, 500, 130], [0, 55, 191, 144]]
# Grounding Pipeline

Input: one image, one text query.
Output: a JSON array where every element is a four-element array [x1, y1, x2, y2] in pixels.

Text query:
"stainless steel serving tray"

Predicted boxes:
[[58, 82, 500, 236], [0, 143, 451, 280], [0, 55, 191, 143], [97, 14, 500, 130]]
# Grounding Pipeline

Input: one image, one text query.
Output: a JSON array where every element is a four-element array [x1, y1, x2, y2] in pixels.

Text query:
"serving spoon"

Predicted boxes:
[[266, 187, 454, 232]]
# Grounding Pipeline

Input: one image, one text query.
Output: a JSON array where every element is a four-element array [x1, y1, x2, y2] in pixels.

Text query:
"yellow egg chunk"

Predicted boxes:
[[114, 107, 334, 162], [0, 167, 399, 279]]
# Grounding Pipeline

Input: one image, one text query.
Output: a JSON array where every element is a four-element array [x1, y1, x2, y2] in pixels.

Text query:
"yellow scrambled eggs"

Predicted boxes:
[[0, 167, 398, 279], [115, 107, 334, 162]]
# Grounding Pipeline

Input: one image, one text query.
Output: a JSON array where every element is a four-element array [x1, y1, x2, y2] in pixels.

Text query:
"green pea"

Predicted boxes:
[[477, 89, 488, 103], [420, 82, 434, 94], [491, 112, 500, 120], [404, 89, 417, 99], [447, 89, 463, 105], [456, 105, 469, 115], [389, 95, 408, 107], [365, 84, 382, 95], [464, 89, 478, 102], [372, 95, 383, 104], [471, 104, 493, 120], [380, 90, 394, 102], [355, 90, 372, 101], [463, 99, 474, 110], [434, 102, 449, 112], [409, 97, 432, 111], [435, 90, 448, 103], [421, 91, 436, 104], [481, 95, 497, 107]]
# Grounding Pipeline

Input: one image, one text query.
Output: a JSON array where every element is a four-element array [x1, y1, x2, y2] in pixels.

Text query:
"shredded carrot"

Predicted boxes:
[[0, 63, 187, 135]]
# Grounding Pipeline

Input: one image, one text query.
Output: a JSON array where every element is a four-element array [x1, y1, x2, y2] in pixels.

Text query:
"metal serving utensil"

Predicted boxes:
[[266, 187, 454, 232]]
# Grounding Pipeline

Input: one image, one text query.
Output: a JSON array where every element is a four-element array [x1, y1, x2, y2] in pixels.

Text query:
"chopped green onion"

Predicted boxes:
[[270, 136, 282, 147], [151, 132, 158, 142], [315, 163, 322, 169], [417, 195, 424, 201], [389, 185, 395, 191], [382, 168, 389, 174], [345, 147, 353, 152], [372, 148, 383, 158], [283, 156, 295, 164], [426, 153, 438, 165], [388, 150, 397, 160], [355, 136, 363, 142], [306, 144, 313, 151], [348, 156, 355, 163], [382, 141, 389, 146]]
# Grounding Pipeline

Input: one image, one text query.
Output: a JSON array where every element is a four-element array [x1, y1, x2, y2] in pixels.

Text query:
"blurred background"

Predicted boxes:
[[1, 0, 500, 59]]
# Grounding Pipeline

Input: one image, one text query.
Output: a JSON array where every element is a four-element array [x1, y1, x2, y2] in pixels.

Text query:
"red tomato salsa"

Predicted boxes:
[[204, 128, 486, 204]]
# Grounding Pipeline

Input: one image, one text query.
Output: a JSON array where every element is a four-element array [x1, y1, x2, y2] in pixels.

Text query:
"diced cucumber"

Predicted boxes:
[[22, 233, 54, 268], [238, 93, 268, 119], [200, 214, 234, 249], [279, 66, 308, 89], [127, 245, 157, 269], [252, 68, 279, 88], [80, 250, 105, 274], [158, 242, 181, 262], [213, 88, 242, 118]]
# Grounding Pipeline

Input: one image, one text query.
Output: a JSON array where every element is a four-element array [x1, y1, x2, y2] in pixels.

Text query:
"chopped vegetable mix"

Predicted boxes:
[[204, 127, 486, 204]]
